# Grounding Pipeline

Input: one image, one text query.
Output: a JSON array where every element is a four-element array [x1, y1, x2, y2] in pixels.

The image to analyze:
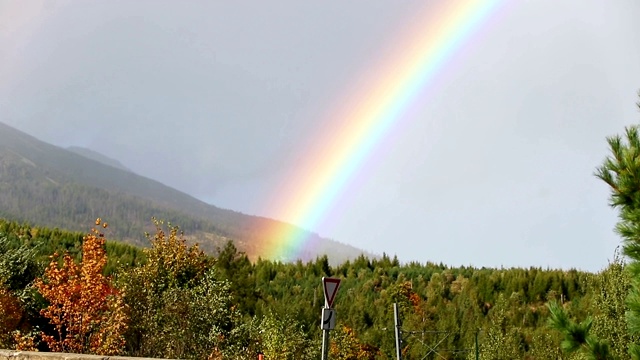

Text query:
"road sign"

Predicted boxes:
[[322, 277, 341, 308], [321, 308, 336, 330]]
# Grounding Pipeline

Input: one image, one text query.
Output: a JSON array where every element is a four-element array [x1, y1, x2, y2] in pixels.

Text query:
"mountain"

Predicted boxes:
[[0, 121, 373, 264]]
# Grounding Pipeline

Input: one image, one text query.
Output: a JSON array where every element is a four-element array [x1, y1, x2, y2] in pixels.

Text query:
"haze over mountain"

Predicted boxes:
[[0, 121, 372, 264], [67, 146, 132, 173]]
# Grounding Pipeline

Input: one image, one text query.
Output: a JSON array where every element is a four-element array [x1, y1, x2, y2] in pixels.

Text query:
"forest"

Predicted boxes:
[[0, 216, 601, 359], [2, 119, 640, 359]]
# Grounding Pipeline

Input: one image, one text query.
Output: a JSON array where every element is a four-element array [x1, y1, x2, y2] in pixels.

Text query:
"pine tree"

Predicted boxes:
[[546, 94, 640, 359], [595, 112, 640, 359]]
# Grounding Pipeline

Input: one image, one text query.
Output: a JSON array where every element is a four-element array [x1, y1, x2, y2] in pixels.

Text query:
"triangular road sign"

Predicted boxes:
[[322, 277, 341, 308]]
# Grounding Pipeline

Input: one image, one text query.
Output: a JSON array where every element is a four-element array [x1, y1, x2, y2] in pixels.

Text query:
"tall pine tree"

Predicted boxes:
[[548, 93, 640, 359], [595, 99, 640, 359]]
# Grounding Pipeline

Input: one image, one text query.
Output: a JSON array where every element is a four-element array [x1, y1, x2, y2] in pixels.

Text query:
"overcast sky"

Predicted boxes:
[[2, 0, 640, 271]]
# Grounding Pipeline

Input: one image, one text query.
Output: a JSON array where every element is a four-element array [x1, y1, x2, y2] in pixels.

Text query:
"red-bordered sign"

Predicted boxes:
[[322, 277, 341, 308]]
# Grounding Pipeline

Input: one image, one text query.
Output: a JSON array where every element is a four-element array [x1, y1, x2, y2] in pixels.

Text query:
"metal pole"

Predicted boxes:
[[394, 303, 402, 360], [321, 326, 330, 360]]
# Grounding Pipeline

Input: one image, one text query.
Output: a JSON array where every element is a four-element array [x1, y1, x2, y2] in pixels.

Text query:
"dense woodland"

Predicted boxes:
[[0, 215, 628, 359], [2, 101, 640, 359]]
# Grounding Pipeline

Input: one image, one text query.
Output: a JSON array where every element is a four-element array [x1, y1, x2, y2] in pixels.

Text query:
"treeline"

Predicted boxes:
[[0, 216, 624, 359], [0, 164, 228, 248]]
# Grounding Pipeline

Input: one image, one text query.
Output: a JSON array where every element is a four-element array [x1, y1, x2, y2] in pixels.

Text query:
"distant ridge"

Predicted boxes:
[[0, 121, 374, 264], [67, 146, 132, 173]]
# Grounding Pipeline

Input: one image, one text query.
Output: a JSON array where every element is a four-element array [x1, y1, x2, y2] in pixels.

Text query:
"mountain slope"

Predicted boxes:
[[0, 121, 372, 264], [67, 146, 132, 172]]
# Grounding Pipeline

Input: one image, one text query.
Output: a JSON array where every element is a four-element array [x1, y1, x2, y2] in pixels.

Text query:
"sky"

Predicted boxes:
[[1, 0, 640, 271]]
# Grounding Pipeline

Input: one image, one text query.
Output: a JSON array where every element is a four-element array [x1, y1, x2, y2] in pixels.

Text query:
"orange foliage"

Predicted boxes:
[[409, 292, 423, 315], [330, 325, 378, 360], [34, 219, 128, 355], [144, 218, 209, 282], [396, 281, 424, 317], [13, 331, 38, 351], [0, 286, 23, 347]]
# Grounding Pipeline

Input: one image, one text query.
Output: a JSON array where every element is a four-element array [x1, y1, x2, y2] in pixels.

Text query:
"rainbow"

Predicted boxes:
[[0, 1, 505, 261], [262, 0, 505, 261]]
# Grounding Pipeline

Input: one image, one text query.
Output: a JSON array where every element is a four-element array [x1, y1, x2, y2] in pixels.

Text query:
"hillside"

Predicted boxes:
[[0, 121, 372, 263], [67, 146, 132, 172]]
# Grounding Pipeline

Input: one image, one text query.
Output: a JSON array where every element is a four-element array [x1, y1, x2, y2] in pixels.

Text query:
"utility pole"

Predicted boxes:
[[394, 303, 402, 360]]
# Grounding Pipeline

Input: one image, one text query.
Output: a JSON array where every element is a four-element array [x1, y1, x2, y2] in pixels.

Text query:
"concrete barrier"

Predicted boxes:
[[0, 350, 170, 360]]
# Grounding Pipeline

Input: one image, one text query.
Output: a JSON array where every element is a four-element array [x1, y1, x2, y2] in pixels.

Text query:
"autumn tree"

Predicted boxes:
[[257, 311, 318, 360], [34, 219, 128, 355], [119, 219, 247, 359], [330, 325, 377, 360], [0, 287, 23, 348]]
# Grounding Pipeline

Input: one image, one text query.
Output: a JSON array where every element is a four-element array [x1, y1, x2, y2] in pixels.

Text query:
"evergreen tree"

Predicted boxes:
[[595, 106, 640, 359], [547, 93, 640, 359]]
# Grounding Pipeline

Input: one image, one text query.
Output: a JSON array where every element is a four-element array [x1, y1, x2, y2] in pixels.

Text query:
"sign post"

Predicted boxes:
[[321, 277, 341, 360]]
